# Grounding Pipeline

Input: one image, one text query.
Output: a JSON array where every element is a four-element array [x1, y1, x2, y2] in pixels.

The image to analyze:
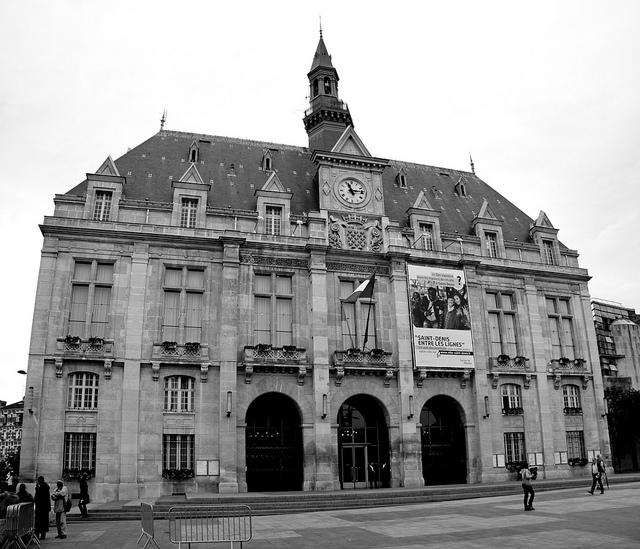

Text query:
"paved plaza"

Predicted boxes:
[[36, 482, 640, 548]]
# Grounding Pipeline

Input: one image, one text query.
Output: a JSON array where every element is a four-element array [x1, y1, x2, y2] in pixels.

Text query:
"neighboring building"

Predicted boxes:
[[591, 297, 640, 470], [21, 32, 610, 502], [0, 400, 24, 459], [592, 298, 640, 386]]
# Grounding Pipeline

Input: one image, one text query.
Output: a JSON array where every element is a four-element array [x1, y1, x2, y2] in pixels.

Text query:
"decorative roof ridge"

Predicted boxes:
[[157, 130, 310, 154], [387, 159, 476, 177]]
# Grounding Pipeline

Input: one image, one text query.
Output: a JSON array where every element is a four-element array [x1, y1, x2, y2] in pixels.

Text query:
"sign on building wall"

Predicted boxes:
[[407, 265, 474, 369]]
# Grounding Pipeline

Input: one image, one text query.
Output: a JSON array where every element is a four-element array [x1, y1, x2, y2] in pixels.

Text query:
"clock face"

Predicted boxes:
[[338, 179, 367, 205]]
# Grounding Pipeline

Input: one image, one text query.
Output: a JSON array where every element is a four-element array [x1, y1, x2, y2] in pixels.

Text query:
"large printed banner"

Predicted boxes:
[[407, 265, 474, 369]]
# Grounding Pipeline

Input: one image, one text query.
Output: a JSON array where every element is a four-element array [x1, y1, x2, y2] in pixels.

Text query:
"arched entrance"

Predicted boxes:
[[245, 392, 303, 492], [338, 395, 390, 489], [420, 395, 467, 485]]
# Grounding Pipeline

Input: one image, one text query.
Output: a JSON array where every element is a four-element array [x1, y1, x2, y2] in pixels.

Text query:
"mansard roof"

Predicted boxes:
[[65, 129, 549, 246]]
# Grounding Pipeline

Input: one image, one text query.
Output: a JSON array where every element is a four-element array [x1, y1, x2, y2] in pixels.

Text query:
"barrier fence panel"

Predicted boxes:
[[1, 502, 40, 549], [168, 504, 252, 549], [137, 503, 161, 549]]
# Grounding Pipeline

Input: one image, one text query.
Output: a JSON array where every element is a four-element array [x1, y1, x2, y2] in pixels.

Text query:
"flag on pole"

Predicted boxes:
[[343, 272, 376, 304]]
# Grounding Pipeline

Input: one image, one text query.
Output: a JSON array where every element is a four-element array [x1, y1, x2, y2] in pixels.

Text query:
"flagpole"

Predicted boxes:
[[361, 270, 377, 351]]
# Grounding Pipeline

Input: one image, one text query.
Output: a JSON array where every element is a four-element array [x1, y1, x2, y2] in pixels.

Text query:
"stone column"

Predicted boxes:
[[118, 244, 149, 499], [218, 236, 244, 493], [306, 244, 334, 490]]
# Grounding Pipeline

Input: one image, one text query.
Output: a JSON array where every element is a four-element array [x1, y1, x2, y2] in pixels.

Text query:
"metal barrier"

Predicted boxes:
[[1, 502, 41, 549], [137, 503, 161, 549], [168, 504, 252, 549]]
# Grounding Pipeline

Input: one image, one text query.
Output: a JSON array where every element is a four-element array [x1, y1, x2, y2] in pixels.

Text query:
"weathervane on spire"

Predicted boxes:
[[160, 109, 167, 131], [469, 152, 475, 175], [319, 15, 323, 38]]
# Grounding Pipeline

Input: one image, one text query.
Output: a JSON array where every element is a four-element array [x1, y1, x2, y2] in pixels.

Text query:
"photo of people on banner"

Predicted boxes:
[[407, 265, 474, 369]]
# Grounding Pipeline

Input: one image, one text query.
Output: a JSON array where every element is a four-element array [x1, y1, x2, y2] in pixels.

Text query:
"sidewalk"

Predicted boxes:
[[48, 480, 640, 548]]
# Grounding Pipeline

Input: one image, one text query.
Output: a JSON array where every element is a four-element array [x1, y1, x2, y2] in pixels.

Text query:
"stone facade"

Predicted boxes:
[[19, 33, 611, 501]]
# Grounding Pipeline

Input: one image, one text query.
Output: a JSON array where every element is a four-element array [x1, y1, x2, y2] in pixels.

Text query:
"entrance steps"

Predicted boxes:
[[69, 474, 640, 522]]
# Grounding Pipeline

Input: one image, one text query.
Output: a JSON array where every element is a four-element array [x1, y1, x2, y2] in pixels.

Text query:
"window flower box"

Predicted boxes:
[[513, 356, 528, 366], [282, 345, 297, 353], [184, 342, 200, 352], [568, 457, 588, 466], [62, 467, 95, 480], [505, 461, 526, 473], [162, 468, 195, 480], [162, 341, 177, 351], [371, 348, 385, 357], [563, 406, 583, 415], [502, 407, 524, 415], [558, 357, 571, 366], [89, 337, 104, 346], [65, 335, 82, 346], [255, 343, 272, 353], [497, 354, 510, 365]]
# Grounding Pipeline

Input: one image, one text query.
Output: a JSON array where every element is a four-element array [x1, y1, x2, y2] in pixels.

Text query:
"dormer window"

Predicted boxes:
[[262, 150, 274, 172], [419, 223, 434, 251], [189, 141, 199, 163], [485, 231, 498, 258], [543, 239, 557, 265], [265, 206, 282, 235], [455, 178, 467, 197], [93, 191, 112, 221], [397, 171, 407, 189], [180, 198, 198, 229]]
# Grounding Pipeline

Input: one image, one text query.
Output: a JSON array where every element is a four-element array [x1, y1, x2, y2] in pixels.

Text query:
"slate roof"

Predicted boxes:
[[66, 129, 546, 245]]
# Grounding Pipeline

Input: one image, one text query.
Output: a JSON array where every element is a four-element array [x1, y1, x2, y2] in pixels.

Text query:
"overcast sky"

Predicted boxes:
[[1, 0, 639, 404]]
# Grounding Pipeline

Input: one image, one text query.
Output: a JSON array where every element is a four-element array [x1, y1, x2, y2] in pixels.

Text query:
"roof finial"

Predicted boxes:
[[319, 15, 323, 38], [469, 152, 475, 175], [160, 109, 167, 131]]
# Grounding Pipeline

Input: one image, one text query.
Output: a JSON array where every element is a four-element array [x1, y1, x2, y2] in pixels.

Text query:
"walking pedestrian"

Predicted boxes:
[[51, 480, 69, 539], [78, 473, 90, 518], [368, 462, 376, 489], [520, 462, 535, 511], [588, 455, 605, 495], [34, 476, 51, 540]]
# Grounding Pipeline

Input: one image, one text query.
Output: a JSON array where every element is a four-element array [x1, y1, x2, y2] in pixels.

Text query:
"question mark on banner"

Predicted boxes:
[[456, 276, 462, 288]]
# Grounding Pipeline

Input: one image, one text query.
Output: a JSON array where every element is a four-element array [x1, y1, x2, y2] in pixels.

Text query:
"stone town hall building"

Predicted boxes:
[[21, 33, 610, 502]]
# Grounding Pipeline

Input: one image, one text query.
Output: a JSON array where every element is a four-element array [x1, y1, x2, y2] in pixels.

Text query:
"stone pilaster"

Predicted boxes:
[[387, 251, 423, 487], [118, 244, 149, 499], [218, 236, 244, 493], [306, 244, 335, 490]]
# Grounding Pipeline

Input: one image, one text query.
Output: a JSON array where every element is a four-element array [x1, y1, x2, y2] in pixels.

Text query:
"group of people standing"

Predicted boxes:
[[0, 473, 90, 541], [411, 286, 471, 331]]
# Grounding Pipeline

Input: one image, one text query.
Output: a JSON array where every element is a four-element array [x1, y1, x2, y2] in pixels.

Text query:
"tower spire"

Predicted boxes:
[[160, 109, 167, 131], [469, 152, 475, 175], [303, 31, 353, 152]]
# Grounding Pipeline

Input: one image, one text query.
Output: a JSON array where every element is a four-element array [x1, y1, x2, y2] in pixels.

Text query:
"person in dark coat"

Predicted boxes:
[[17, 484, 33, 503], [78, 473, 90, 518], [34, 476, 51, 540]]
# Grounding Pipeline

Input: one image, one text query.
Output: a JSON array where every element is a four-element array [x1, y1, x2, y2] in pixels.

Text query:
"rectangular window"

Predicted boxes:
[[93, 191, 112, 221], [69, 261, 114, 339], [265, 206, 282, 235], [67, 373, 99, 409], [485, 232, 498, 258], [566, 431, 585, 460], [543, 240, 557, 265], [419, 223, 434, 251], [501, 384, 522, 413], [487, 292, 518, 357], [162, 267, 204, 343], [340, 279, 376, 350], [253, 273, 293, 346], [164, 376, 195, 412], [546, 297, 576, 359], [562, 385, 581, 410], [64, 433, 96, 472], [180, 198, 198, 228], [163, 434, 195, 471], [504, 432, 525, 464]]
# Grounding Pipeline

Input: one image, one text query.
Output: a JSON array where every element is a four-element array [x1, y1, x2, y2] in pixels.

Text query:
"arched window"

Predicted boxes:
[[164, 376, 195, 412], [501, 384, 522, 414], [313, 79, 319, 97], [67, 372, 99, 410], [324, 77, 331, 94]]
